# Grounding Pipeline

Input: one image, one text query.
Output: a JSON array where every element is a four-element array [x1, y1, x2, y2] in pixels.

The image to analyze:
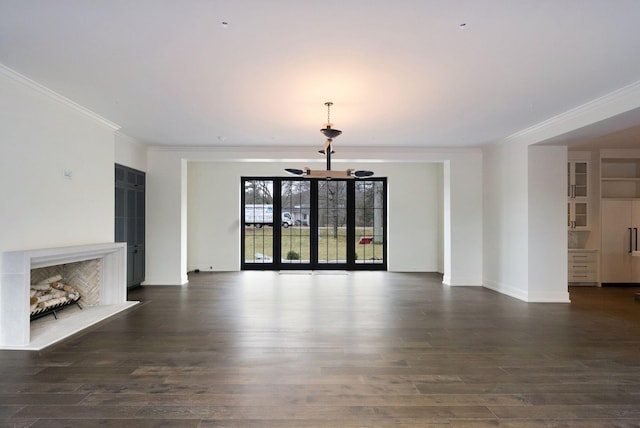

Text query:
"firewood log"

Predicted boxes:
[[36, 293, 56, 303], [38, 297, 68, 309], [37, 275, 62, 285], [50, 282, 75, 293], [31, 283, 52, 291]]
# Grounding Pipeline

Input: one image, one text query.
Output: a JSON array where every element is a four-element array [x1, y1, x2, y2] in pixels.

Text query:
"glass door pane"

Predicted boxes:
[[574, 162, 588, 198], [574, 201, 588, 228], [243, 179, 274, 264], [317, 180, 348, 264], [281, 179, 311, 265], [355, 180, 385, 264]]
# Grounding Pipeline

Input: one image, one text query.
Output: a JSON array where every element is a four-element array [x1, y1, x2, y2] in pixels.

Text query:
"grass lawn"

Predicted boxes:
[[245, 227, 383, 263]]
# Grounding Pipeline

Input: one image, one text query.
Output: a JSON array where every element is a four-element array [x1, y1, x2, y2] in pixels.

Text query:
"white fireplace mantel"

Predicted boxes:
[[1, 243, 138, 350]]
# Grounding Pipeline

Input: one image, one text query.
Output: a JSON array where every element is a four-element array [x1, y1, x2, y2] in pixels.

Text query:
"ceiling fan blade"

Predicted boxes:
[[284, 168, 305, 176], [353, 170, 374, 178]]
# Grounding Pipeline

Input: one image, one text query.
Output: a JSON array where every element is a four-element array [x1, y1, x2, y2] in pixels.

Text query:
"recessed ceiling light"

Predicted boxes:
[[459, 23, 467, 29], [222, 21, 229, 27]]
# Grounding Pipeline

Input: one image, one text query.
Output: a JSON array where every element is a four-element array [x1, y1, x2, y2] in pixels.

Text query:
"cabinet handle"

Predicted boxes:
[[629, 228, 633, 253], [635, 228, 638, 252]]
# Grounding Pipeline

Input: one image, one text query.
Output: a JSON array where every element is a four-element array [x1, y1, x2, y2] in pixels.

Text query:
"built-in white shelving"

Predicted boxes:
[[601, 154, 640, 199]]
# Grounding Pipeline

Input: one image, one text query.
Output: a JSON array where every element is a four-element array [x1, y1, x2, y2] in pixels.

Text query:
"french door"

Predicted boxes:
[[242, 177, 386, 270]]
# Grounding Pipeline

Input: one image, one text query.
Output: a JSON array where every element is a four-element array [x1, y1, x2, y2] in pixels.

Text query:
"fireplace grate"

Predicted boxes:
[[30, 296, 82, 321]]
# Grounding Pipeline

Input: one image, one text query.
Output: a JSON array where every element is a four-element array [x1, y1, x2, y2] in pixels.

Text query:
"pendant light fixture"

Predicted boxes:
[[285, 102, 374, 179]]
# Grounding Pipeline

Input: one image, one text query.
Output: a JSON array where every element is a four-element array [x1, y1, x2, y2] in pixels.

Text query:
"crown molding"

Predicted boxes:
[[0, 63, 120, 131], [114, 130, 149, 147], [497, 79, 640, 147]]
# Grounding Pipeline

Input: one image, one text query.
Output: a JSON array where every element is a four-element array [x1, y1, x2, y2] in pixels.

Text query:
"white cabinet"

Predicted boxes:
[[568, 250, 598, 285], [600, 200, 640, 283], [568, 161, 589, 198], [567, 158, 589, 229], [568, 201, 588, 230]]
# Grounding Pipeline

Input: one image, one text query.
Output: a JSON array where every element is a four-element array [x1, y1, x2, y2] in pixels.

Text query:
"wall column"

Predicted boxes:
[[145, 150, 188, 285], [443, 155, 483, 286]]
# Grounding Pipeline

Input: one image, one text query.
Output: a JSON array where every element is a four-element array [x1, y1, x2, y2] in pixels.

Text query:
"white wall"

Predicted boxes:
[[0, 68, 117, 256], [188, 162, 242, 271], [386, 162, 443, 272], [115, 131, 147, 172], [187, 161, 444, 273]]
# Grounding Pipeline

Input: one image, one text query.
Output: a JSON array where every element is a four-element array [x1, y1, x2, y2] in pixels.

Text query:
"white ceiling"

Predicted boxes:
[[2, 0, 640, 149]]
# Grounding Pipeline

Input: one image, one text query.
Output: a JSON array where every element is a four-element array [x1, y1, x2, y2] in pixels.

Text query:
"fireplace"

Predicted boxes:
[[1, 243, 139, 350], [29, 259, 100, 320]]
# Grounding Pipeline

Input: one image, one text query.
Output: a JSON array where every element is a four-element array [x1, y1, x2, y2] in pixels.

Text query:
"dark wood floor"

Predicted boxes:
[[1, 272, 640, 427]]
